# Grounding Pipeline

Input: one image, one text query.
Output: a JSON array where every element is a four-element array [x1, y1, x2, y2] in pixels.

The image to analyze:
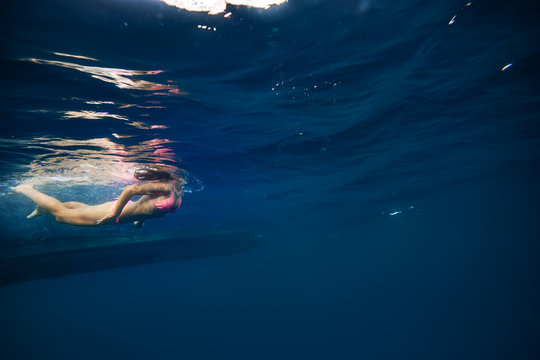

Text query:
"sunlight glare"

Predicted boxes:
[[160, 0, 286, 14]]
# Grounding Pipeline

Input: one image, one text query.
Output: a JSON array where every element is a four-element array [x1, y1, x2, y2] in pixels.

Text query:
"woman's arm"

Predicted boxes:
[[96, 182, 171, 224]]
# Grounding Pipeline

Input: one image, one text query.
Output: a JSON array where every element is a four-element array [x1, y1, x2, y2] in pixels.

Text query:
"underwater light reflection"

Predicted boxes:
[[52, 52, 98, 61], [59, 109, 165, 130], [61, 110, 129, 121], [3, 136, 180, 186], [22, 58, 181, 94], [160, 0, 286, 14]]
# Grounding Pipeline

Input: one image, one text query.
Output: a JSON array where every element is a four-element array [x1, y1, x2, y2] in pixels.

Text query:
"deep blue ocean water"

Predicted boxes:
[[1, 0, 540, 358]]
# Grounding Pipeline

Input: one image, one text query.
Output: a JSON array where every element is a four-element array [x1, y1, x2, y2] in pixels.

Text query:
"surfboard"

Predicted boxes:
[[0, 231, 261, 286]]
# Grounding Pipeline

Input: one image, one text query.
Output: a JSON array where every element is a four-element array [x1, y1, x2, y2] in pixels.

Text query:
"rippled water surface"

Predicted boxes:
[[1, 0, 540, 359]]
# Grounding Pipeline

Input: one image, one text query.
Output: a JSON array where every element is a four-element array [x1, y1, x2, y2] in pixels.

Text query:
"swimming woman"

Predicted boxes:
[[13, 167, 184, 227]]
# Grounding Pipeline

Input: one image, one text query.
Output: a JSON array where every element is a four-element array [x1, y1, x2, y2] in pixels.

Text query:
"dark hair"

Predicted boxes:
[[134, 167, 174, 181]]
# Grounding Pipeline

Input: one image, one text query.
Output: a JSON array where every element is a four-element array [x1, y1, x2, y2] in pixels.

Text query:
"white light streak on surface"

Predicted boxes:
[[22, 58, 181, 94], [61, 111, 128, 121], [160, 0, 286, 14], [53, 52, 98, 61]]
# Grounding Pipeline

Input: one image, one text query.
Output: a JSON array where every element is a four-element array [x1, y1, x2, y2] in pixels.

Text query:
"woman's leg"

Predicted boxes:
[[26, 201, 88, 218], [14, 184, 98, 226], [15, 184, 67, 214]]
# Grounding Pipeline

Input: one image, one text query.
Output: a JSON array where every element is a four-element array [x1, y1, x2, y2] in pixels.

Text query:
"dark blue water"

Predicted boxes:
[[1, 0, 540, 358]]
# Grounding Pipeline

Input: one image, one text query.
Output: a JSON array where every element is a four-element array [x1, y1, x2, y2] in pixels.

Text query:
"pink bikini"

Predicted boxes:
[[115, 181, 181, 223], [150, 180, 181, 213]]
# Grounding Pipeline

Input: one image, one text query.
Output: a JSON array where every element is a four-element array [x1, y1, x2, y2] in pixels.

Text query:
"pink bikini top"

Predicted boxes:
[[150, 180, 181, 213]]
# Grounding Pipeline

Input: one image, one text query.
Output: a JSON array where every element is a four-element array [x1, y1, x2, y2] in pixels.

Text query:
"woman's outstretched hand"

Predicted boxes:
[[96, 212, 117, 225]]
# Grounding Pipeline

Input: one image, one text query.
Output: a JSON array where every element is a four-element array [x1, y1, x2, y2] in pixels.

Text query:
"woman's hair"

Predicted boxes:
[[134, 167, 174, 181]]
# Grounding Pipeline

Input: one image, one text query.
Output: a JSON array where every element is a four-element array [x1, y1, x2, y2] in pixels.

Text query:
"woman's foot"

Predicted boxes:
[[27, 206, 46, 219], [13, 184, 34, 194]]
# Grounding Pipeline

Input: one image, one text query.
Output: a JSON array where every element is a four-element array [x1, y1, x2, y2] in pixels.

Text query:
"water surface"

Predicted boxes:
[[1, 0, 539, 358]]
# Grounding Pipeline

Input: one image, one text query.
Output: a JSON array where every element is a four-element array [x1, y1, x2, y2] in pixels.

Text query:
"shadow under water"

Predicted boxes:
[[0, 231, 261, 286]]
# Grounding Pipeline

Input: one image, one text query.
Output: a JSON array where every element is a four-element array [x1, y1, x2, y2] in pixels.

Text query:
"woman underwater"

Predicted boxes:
[[14, 167, 184, 227]]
